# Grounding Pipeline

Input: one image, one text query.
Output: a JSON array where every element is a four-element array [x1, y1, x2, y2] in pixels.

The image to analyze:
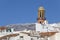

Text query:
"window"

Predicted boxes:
[[6, 29, 11, 32], [28, 34, 30, 36], [40, 12, 42, 17], [31, 38, 33, 40], [20, 36, 23, 38]]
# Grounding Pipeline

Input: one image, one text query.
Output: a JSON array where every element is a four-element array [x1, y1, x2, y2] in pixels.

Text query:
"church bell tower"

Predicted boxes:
[[37, 6, 46, 24]]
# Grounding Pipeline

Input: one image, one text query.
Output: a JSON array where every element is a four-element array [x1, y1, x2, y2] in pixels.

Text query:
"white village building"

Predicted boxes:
[[0, 6, 60, 40]]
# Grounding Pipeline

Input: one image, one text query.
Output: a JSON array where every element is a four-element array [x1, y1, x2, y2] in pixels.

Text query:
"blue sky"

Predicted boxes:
[[0, 0, 60, 26]]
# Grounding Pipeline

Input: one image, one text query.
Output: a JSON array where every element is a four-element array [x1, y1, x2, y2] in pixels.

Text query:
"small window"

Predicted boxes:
[[40, 22, 42, 23], [31, 38, 33, 40], [28, 34, 30, 36], [6, 29, 11, 32], [20, 36, 23, 38], [40, 12, 42, 17]]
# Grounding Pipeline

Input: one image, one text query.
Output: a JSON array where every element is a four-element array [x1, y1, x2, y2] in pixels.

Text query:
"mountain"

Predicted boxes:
[[6, 23, 36, 31]]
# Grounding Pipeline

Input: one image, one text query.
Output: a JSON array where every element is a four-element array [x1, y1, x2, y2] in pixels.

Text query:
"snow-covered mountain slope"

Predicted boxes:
[[6, 23, 36, 31], [3, 22, 60, 32]]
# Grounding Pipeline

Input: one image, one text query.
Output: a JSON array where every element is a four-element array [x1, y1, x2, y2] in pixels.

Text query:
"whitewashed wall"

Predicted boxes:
[[9, 36, 19, 40], [49, 33, 60, 40]]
